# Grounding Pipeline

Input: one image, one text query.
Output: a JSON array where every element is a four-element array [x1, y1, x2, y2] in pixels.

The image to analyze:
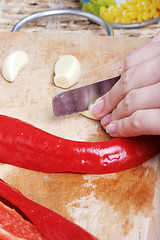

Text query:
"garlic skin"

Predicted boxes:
[[54, 55, 81, 89], [2, 51, 29, 82]]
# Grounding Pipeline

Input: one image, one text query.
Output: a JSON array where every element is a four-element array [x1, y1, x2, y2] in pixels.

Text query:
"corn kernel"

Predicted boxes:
[[149, 3, 157, 9], [129, 11, 138, 19], [154, 11, 159, 17], [143, 5, 150, 11], [102, 11, 110, 19], [100, 6, 107, 16], [108, 5, 116, 12], [103, 12, 115, 22], [141, 1, 150, 6], [123, 9, 130, 17], [115, 7, 123, 16], [121, 16, 131, 23], [137, 3, 143, 11], [115, 17, 122, 23], [126, 0, 137, 4], [125, 17, 132, 23], [143, 11, 149, 20], [131, 19, 138, 23], [154, 0, 160, 4], [137, 12, 143, 21], [149, 8, 159, 17], [120, 3, 127, 9], [127, 4, 138, 11]]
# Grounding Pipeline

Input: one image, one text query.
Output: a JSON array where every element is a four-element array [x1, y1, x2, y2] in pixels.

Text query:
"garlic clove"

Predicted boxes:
[[80, 104, 100, 120], [54, 55, 81, 89], [80, 98, 102, 120], [2, 51, 29, 82]]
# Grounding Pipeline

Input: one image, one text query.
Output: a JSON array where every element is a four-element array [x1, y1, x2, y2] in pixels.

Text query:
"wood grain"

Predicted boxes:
[[0, 32, 159, 240]]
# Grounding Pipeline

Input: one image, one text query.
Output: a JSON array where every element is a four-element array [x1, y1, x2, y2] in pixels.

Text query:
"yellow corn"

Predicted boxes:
[[143, 5, 150, 12], [126, 0, 137, 4], [137, 12, 143, 21], [143, 11, 149, 20], [149, 3, 157, 9], [99, 6, 108, 20], [149, 8, 159, 17], [122, 16, 132, 23], [99, 0, 160, 24], [99, 6, 107, 16], [115, 7, 123, 16], [115, 17, 122, 22], [127, 4, 137, 10], [137, 3, 143, 11], [129, 11, 138, 19]]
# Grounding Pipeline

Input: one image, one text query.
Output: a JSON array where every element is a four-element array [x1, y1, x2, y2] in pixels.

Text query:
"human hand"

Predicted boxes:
[[92, 31, 160, 137]]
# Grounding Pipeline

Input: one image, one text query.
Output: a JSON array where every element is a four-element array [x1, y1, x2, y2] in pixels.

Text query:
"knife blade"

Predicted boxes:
[[52, 75, 120, 116]]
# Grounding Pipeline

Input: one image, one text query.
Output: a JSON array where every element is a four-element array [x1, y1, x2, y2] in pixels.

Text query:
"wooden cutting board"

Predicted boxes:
[[0, 32, 159, 240]]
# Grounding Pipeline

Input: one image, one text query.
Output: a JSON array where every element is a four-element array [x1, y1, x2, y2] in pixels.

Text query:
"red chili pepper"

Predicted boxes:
[[0, 179, 97, 240], [0, 114, 159, 174]]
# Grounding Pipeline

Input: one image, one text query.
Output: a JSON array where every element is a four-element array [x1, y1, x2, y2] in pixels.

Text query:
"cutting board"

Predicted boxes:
[[0, 32, 160, 240]]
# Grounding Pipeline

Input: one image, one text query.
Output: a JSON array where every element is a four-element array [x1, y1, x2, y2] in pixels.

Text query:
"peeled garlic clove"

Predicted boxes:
[[80, 98, 102, 120], [2, 51, 29, 82], [54, 55, 81, 89], [80, 104, 100, 120]]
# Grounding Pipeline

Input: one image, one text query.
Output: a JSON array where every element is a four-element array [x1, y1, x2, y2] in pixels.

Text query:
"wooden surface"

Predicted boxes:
[[0, 32, 160, 240], [0, 0, 160, 38]]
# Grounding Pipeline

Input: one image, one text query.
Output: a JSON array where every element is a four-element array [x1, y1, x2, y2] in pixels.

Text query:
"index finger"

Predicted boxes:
[[92, 55, 160, 118]]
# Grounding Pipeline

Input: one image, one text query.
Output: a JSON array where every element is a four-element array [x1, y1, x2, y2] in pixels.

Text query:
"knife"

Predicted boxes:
[[52, 75, 120, 116]]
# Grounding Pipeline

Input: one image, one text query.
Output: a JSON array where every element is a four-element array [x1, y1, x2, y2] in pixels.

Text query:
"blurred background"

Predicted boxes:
[[0, 0, 159, 38]]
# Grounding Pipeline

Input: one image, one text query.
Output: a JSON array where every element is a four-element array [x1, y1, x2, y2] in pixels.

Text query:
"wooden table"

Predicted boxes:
[[0, 0, 160, 38]]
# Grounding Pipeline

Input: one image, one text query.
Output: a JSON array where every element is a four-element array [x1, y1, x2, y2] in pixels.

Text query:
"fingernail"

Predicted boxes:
[[106, 123, 116, 135], [101, 114, 111, 126], [92, 99, 104, 115], [118, 64, 124, 73]]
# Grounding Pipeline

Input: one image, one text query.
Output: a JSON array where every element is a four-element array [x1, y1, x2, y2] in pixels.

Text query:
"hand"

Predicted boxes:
[[92, 31, 160, 137]]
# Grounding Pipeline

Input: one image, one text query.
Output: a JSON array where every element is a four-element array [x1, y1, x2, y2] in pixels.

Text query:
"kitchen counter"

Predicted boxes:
[[0, 0, 160, 38]]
